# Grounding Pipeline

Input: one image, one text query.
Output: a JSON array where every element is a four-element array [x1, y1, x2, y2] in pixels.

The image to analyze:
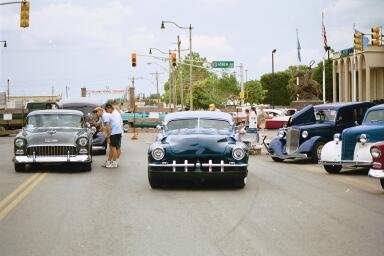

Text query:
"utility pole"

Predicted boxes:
[[65, 85, 69, 99], [7, 79, 10, 103], [177, 35, 184, 108], [240, 63, 244, 106], [168, 50, 172, 110]]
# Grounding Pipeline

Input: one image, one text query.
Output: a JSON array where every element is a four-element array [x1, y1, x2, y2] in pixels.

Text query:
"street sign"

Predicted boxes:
[[211, 61, 234, 68]]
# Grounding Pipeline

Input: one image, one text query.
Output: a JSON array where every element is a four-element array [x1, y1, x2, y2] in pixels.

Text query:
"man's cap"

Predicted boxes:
[[104, 103, 113, 110], [93, 107, 104, 113]]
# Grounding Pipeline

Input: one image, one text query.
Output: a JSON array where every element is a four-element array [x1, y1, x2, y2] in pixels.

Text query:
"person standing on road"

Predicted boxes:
[[93, 106, 112, 167], [107, 100, 124, 164], [258, 106, 267, 133], [103, 103, 123, 168], [249, 106, 257, 129], [244, 109, 250, 130]]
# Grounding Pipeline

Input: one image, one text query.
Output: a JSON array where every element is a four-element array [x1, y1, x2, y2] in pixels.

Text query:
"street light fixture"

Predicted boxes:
[[149, 47, 169, 55], [0, 40, 7, 47], [161, 20, 194, 110]]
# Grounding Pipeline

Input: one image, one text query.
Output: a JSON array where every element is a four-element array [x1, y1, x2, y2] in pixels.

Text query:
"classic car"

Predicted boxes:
[[319, 104, 384, 173], [264, 108, 296, 129], [58, 98, 107, 155], [268, 102, 374, 162], [147, 111, 249, 188], [13, 109, 93, 172], [368, 142, 384, 190]]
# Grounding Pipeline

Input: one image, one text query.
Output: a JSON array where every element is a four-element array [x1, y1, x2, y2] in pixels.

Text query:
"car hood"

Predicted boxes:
[[289, 105, 316, 126], [23, 128, 86, 146], [164, 134, 234, 156]]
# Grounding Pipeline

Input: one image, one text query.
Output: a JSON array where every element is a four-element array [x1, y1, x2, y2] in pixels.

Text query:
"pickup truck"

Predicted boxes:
[[121, 112, 165, 132]]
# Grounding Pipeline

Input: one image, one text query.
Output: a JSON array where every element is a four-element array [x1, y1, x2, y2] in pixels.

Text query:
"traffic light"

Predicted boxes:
[[171, 53, 177, 67], [20, 1, 30, 28], [371, 26, 382, 46], [354, 32, 363, 51], [131, 53, 136, 67]]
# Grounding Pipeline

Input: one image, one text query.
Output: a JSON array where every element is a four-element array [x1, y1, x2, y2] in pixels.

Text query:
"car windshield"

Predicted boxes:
[[364, 110, 384, 123], [314, 109, 336, 122], [62, 105, 98, 123], [27, 114, 83, 128], [166, 118, 232, 135]]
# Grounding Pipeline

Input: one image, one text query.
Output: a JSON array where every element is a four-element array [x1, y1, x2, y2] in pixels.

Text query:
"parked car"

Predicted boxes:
[[368, 142, 384, 190], [319, 104, 384, 173], [268, 102, 374, 162], [13, 109, 93, 172], [147, 111, 249, 189], [58, 99, 107, 155]]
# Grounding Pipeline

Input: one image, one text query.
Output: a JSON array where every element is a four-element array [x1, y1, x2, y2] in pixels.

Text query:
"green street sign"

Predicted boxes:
[[211, 61, 234, 68]]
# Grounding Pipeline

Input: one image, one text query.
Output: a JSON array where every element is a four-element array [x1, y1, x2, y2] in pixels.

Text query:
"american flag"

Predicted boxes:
[[322, 12, 328, 51]]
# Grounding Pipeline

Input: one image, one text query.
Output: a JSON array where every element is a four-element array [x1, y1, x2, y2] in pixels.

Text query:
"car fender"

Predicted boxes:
[[353, 142, 374, 162], [297, 136, 325, 154], [269, 137, 286, 155], [320, 140, 342, 162]]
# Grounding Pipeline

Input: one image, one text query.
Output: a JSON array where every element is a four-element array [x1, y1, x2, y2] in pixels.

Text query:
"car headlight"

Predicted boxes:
[[15, 138, 25, 148], [77, 137, 89, 147], [232, 147, 245, 160], [152, 147, 165, 160], [370, 147, 381, 158], [359, 134, 367, 144], [333, 133, 341, 143], [277, 130, 285, 138], [302, 130, 308, 139]]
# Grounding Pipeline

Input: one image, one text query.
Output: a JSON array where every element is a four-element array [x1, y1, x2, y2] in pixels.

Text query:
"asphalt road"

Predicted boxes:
[[0, 133, 383, 256]]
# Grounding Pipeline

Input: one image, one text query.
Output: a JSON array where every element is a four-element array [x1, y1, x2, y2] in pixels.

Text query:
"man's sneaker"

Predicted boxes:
[[102, 160, 111, 167], [105, 161, 115, 168], [111, 161, 118, 168]]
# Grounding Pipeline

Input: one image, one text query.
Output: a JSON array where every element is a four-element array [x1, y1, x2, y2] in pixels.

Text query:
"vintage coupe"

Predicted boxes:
[[13, 109, 93, 172], [58, 98, 107, 155], [368, 142, 384, 190], [268, 102, 373, 162], [319, 104, 384, 173], [147, 111, 249, 188]]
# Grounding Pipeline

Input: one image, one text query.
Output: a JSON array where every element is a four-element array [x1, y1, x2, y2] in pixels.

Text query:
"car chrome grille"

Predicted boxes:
[[286, 128, 300, 154], [27, 146, 77, 156]]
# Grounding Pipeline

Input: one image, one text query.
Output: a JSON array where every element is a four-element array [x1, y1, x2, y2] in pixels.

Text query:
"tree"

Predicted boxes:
[[244, 80, 267, 104], [260, 71, 292, 106]]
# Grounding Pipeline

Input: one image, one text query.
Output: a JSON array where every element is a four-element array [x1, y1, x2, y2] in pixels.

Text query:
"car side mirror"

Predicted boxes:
[[90, 126, 97, 134], [354, 121, 359, 126], [86, 122, 91, 128]]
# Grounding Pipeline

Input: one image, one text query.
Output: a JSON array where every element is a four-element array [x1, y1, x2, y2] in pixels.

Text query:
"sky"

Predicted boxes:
[[0, 0, 383, 100]]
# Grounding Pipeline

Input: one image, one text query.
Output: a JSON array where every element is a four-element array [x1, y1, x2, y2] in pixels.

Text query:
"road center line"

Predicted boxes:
[[0, 173, 41, 210], [0, 173, 48, 222]]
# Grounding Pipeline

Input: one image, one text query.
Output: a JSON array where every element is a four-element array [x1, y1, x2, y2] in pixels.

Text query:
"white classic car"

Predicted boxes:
[[319, 104, 384, 173]]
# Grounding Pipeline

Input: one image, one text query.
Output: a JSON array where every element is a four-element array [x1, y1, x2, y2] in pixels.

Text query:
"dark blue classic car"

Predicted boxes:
[[268, 102, 373, 162], [147, 111, 249, 188], [320, 104, 384, 173], [59, 99, 107, 155]]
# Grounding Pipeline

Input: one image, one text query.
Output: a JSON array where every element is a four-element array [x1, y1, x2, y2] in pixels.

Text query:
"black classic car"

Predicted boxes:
[[268, 102, 373, 162], [148, 111, 249, 188], [13, 109, 93, 172], [58, 98, 107, 155]]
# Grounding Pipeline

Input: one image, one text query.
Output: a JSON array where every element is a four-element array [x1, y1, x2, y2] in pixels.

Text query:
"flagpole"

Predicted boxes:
[[322, 12, 326, 104], [296, 29, 300, 92], [353, 23, 357, 101]]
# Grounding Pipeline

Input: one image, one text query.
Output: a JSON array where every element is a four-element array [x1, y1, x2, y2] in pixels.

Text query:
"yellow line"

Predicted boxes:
[[0, 173, 47, 221], [0, 173, 41, 210]]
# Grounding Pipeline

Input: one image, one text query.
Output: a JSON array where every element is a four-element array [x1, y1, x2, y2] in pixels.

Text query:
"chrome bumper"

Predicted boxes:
[[319, 160, 372, 167], [272, 153, 308, 160], [149, 160, 248, 172], [368, 168, 384, 179], [14, 155, 91, 164], [92, 145, 106, 151]]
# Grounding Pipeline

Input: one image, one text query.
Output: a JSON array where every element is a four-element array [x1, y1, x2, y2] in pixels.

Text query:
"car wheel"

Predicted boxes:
[[14, 163, 26, 172], [380, 179, 384, 190], [233, 177, 247, 189], [272, 157, 284, 162], [311, 142, 325, 163], [324, 165, 342, 174], [148, 175, 162, 189]]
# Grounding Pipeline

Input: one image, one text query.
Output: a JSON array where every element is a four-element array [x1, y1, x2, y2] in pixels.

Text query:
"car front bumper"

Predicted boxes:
[[368, 167, 384, 179], [319, 160, 372, 167], [271, 153, 308, 160], [14, 155, 91, 164]]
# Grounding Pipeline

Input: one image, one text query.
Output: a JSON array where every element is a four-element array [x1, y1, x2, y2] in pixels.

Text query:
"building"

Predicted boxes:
[[5, 95, 61, 109], [332, 45, 384, 103]]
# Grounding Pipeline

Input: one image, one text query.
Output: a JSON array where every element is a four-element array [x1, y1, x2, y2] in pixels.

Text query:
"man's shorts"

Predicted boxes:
[[110, 134, 122, 149]]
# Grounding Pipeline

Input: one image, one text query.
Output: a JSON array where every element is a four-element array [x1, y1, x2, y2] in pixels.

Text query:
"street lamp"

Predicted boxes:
[[272, 49, 276, 74], [149, 47, 168, 55], [161, 20, 194, 110], [0, 40, 7, 47]]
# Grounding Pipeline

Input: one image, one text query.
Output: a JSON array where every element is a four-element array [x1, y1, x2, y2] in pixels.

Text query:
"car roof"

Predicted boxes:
[[367, 103, 384, 111], [164, 111, 233, 123], [28, 109, 84, 117], [314, 101, 372, 110], [58, 98, 104, 107]]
